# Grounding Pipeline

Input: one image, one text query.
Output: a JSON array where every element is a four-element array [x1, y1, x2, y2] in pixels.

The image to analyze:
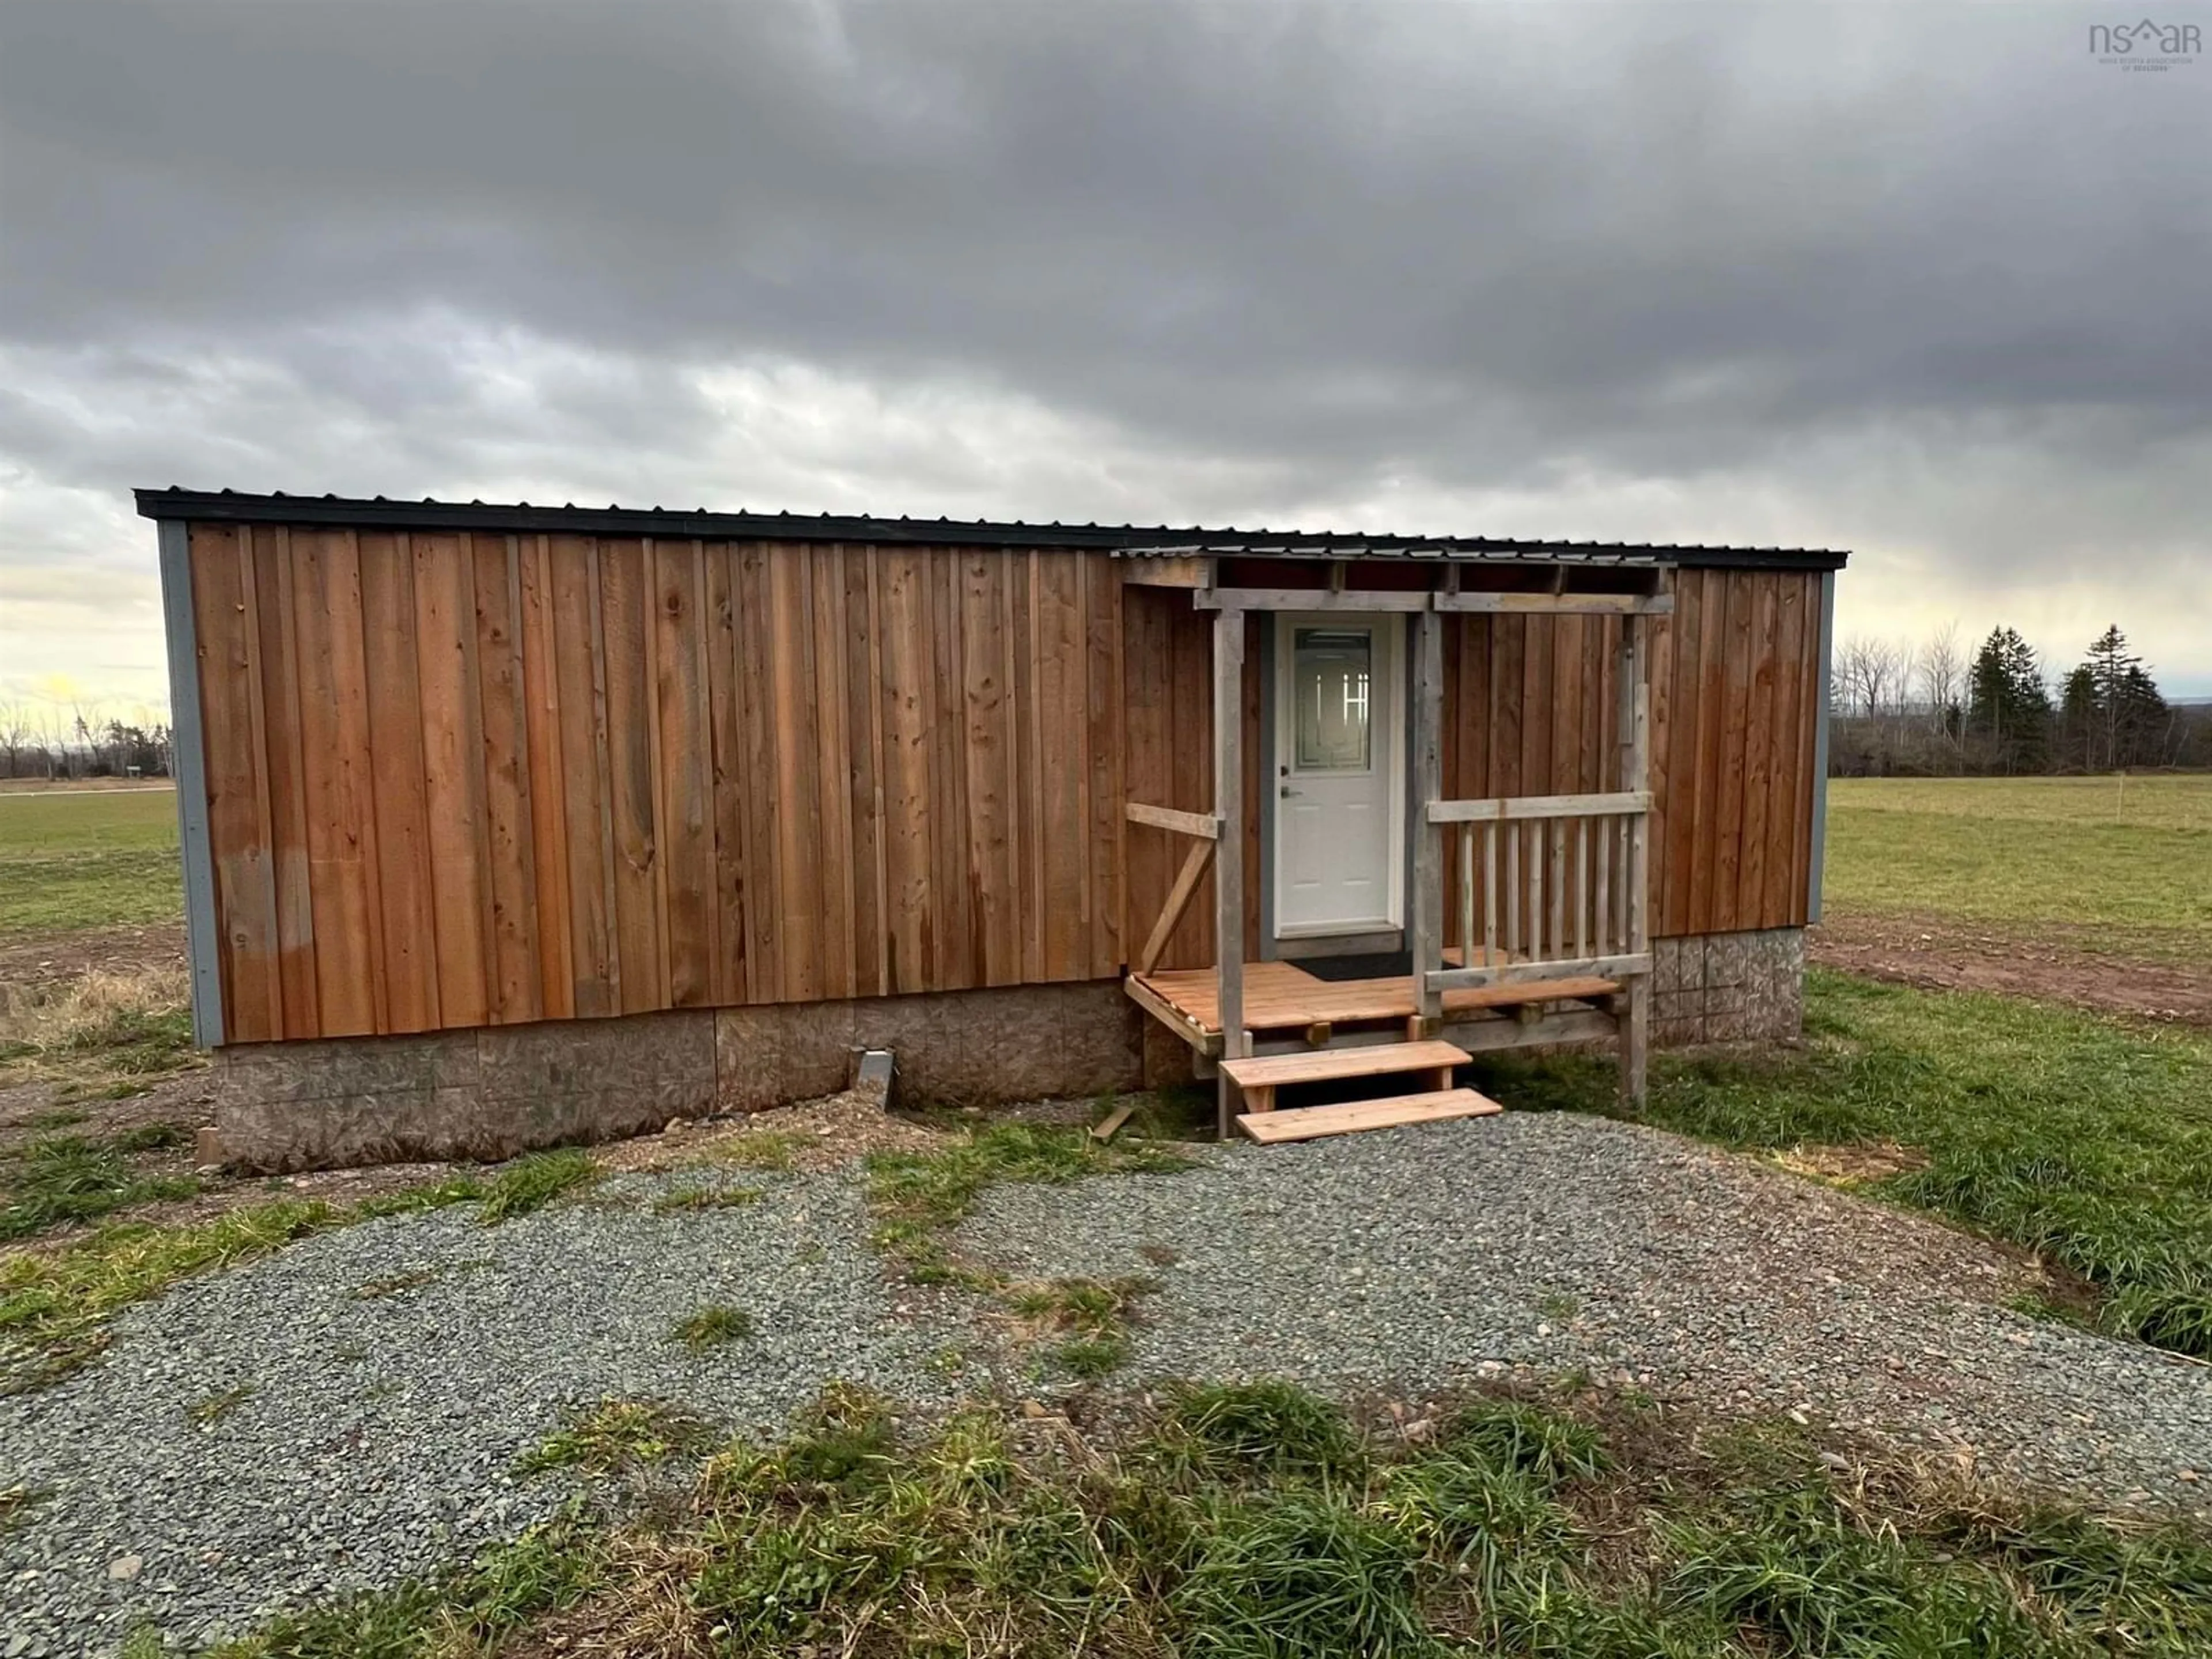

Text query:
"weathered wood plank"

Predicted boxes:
[[412, 532, 493, 1028], [810, 543, 858, 1000], [1037, 552, 1089, 981], [1427, 791, 1651, 823], [473, 533, 543, 1023], [517, 533, 576, 1021], [653, 539, 718, 1006], [878, 548, 932, 994], [1139, 836, 1215, 976], [843, 544, 887, 999], [191, 524, 282, 1041], [549, 535, 616, 1017], [1433, 590, 1672, 615], [1737, 571, 1779, 931], [290, 528, 382, 1036], [960, 550, 1017, 984], [596, 537, 664, 1013], [250, 527, 321, 1037], [1125, 801, 1219, 839], [355, 531, 440, 1032]]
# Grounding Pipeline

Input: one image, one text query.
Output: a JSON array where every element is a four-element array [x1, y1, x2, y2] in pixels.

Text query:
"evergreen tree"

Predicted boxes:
[[1965, 627, 2052, 774], [2059, 665, 2099, 772], [2117, 663, 2172, 767], [2067, 626, 2172, 769]]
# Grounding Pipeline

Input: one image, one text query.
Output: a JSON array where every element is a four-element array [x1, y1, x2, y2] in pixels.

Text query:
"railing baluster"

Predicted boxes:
[[1574, 817, 1588, 961], [1528, 820, 1544, 963], [1594, 815, 1611, 956], [1505, 820, 1520, 961], [1458, 825, 1475, 971], [1549, 820, 1566, 961], [1483, 821, 1499, 967]]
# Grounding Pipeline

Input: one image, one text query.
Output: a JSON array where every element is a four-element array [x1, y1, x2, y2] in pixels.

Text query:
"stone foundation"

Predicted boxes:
[[215, 980, 1146, 1172], [1653, 927, 1805, 1047]]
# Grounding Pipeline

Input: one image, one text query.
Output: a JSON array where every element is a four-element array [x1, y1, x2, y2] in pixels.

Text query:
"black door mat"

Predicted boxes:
[[1296, 950, 1414, 983]]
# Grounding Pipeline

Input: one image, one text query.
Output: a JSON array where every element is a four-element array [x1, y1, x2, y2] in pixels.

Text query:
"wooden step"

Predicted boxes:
[[1219, 1038, 1471, 1113], [1237, 1088, 1503, 1144]]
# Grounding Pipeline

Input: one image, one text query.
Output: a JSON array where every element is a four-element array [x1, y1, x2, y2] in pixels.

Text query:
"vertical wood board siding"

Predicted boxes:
[[189, 527, 1822, 1040], [190, 528, 1122, 1042]]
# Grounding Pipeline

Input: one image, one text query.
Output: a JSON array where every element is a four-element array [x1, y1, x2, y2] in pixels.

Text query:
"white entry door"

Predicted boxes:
[[1273, 613, 1404, 936]]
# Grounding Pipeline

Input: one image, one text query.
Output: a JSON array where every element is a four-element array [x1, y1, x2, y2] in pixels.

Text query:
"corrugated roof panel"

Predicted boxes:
[[131, 488, 1849, 571]]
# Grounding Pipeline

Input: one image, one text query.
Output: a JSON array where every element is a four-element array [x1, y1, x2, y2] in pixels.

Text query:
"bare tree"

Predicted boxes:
[[1917, 622, 1961, 721], [0, 703, 30, 778], [1838, 636, 1904, 718]]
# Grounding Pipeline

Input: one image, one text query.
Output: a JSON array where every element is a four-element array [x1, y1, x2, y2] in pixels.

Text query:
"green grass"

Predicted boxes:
[[203, 1501, 608, 1659], [1479, 968, 2212, 1359], [671, 1304, 754, 1350], [1824, 775, 2212, 960], [215, 1380, 2212, 1659], [516, 1397, 717, 1479], [0, 1156, 592, 1392], [694, 1128, 806, 1172], [650, 1181, 764, 1213], [866, 1119, 1193, 1285], [864, 1119, 1193, 1375], [0, 1123, 199, 1241], [0, 788, 183, 938], [472, 1148, 596, 1224]]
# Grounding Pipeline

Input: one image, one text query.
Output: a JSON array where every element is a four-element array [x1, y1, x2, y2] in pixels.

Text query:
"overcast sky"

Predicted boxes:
[[3, 0, 2207, 725]]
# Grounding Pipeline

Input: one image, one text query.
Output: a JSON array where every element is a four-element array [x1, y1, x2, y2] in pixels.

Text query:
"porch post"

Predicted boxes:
[[1410, 603, 1444, 1031], [1616, 613, 1652, 1108], [1214, 606, 1247, 1138]]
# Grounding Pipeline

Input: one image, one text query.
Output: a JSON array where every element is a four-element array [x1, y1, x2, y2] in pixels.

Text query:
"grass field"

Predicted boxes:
[[1823, 775, 2212, 961], [218, 1380, 2212, 1659], [0, 786, 181, 939]]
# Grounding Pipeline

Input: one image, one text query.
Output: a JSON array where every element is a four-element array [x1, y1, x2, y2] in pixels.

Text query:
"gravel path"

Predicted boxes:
[[963, 1113, 2212, 1511], [8, 1111, 2211, 1655], [0, 1172, 980, 1656]]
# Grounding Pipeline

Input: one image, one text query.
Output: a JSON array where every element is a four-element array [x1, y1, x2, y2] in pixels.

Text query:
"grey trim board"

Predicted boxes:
[[157, 519, 225, 1047], [1808, 569, 1835, 923]]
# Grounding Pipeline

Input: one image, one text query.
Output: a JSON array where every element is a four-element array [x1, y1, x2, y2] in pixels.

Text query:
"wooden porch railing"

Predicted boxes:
[[1410, 607, 1653, 1104], [1421, 792, 1651, 991], [1124, 801, 1219, 976]]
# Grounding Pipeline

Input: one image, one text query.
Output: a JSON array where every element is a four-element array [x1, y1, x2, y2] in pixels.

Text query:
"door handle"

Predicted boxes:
[[1281, 786, 1303, 797]]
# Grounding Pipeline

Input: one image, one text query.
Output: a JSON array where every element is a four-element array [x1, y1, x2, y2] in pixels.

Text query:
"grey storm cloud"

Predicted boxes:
[[1, 0, 2209, 702]]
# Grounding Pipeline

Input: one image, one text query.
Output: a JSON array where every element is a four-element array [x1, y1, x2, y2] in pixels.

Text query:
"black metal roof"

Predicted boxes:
[[132, 487, 1850, 571]]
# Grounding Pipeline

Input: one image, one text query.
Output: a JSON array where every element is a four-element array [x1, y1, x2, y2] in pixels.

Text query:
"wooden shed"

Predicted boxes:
[[143, 490, 1842, 1166]]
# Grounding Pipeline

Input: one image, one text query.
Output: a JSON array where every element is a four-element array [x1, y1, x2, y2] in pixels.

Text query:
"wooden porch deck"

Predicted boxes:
[[1128, 957, 1620, 1046]]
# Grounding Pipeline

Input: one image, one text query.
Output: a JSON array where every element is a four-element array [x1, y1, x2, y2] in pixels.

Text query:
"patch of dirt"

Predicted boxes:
[[1810, 912, 2212, 1028], [0, 922, 188, 998], [592, 1088, 957, 1175], [1771, 1141, 1931, 1187]]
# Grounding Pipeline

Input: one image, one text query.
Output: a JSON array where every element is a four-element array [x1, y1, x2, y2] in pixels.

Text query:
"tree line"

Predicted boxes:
[[0, 705, 172, 781], [1830, 623, 2211, 776]]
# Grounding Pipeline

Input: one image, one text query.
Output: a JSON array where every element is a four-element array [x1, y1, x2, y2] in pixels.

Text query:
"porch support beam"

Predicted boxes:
[[1213, 606, 1248, 1138], [1433, 591, 1673, 616], [1410, 604, 1445, 1031], [1120, 556, 1214, 589], [1195, 587, 1433, 612], [1616, 613, 1652, 1109]]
